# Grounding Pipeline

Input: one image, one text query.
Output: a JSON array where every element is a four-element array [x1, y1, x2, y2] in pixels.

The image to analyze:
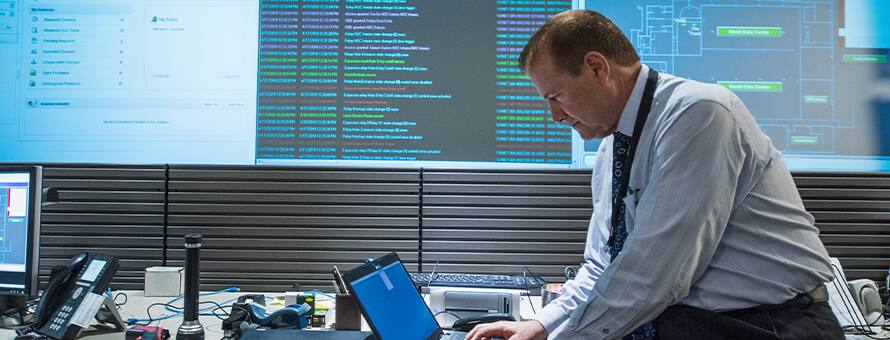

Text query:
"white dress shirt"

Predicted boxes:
[[534, 64, 834, 339]]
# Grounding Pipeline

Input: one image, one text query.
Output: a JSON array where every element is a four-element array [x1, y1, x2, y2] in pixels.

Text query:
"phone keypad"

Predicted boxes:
[[37, 254, 118, 338]]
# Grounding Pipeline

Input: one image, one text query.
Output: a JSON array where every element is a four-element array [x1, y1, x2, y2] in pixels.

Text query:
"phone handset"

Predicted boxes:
[[33, 253, 89, 329], [32, 252, 120, 339]]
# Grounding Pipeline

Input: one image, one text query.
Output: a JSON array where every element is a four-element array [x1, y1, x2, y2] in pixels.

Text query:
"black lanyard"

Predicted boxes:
[[606, 68, 659, 251]]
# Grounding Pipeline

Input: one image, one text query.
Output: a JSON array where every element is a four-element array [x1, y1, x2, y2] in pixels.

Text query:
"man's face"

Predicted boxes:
[[528, 52, 619, 140]]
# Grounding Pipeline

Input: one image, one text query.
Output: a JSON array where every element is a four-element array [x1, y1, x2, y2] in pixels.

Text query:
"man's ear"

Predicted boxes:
[[583, 51, 609, 83]]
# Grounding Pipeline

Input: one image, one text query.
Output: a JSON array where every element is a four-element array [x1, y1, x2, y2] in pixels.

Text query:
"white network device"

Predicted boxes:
[[848, 279, 885, 326], [428, 286, 522, 328], [144, 266, 184, 297]]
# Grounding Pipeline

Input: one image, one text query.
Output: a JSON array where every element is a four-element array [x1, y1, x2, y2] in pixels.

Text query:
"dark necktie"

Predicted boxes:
[[610, 131, 657, 340]]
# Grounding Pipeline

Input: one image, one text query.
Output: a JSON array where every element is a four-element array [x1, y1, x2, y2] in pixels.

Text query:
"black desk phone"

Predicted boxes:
[[33, 252, 120, 339]]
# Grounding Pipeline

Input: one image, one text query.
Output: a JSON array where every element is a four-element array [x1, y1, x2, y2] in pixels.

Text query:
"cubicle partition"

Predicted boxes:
[[35, 164, 890, 291]]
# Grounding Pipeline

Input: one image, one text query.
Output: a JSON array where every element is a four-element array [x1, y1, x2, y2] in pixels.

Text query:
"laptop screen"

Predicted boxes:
[[348, 256, 440, 340]]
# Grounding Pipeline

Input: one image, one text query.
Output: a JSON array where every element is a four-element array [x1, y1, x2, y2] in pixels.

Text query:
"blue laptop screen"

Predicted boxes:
[[350, 261, 439, 340]]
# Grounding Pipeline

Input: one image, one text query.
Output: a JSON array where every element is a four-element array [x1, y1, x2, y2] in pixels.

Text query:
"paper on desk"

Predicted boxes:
[[71, 292, 105, 328], [826, 257, 868, 327]]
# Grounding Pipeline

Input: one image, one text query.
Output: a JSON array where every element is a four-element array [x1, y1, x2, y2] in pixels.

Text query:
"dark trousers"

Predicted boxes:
[[653, 294, 845, 340]]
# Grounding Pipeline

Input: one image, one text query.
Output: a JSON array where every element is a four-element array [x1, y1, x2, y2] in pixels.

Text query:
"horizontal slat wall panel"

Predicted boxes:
[[38, 165, 166, 290], [796, 173, 890, 282], [8, 163, 885, 295], [422, 170, 890, 286], [166, 166, 420, 292], [421, 169, 591, 284]]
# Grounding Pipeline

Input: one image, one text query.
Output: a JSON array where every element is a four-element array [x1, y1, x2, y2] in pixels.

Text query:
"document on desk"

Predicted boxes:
[[826, 257, 868, 327]]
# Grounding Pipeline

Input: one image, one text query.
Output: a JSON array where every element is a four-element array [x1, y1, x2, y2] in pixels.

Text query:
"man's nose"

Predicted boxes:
[[549, 102, 565, 123]]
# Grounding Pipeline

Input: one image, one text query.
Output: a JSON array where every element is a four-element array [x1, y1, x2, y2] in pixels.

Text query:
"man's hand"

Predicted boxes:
[[465, 320, 548, 340]]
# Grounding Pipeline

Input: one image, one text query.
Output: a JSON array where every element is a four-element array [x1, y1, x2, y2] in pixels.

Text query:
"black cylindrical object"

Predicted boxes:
[[183, 234, 201, 320], [177, 233, 204, 340]]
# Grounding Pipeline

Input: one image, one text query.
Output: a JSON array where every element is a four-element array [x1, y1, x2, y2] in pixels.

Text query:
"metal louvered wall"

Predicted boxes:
[[163, 166, 421, 292], [39, 165, 166, 290], [795, 173, 890, 281], [26, 164, 890, 291], [420, 169, 591, 284]]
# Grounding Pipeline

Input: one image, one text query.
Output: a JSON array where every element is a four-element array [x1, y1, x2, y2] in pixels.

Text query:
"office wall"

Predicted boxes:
[[39, 165, 166, 289], [420, 169, 591, 285], [163, 166, 421, 292], [36, 165, 890, 291]]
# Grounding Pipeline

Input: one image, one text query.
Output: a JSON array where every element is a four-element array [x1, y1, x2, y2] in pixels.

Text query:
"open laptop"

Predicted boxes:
[[341, 252, 472, 340]]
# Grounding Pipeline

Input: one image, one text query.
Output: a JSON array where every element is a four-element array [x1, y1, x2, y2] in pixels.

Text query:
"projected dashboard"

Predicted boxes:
[[585, 0, 890, 171], [0, 0, 888, 171], [0, 0, 259, 164], [254, 0, 575, 166]]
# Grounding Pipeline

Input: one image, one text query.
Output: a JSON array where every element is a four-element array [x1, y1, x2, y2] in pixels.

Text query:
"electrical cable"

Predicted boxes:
[[830, 264, 890, 339], [138, 290, 320, 327], [199, 301, 230, 321], [131, 302, 185, 326], [200, 300, 236, 318], [163, 287, 238, 313], [428, 259, 440, 289], [113, 292, 128, 309], [209, 303, 231, 321], [2, 297, 39, 329], [127, 287, 240, 325], [128, 301, 234, 326], [831, 264, 870, 331], [522, 266, 539, 315], [230, 303, 253, 325], [161, 297, 238, 318], [433, 310, 463, 322]]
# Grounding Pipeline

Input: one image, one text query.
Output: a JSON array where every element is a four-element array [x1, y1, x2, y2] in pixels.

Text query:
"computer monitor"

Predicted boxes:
[[0, 165, 42, 297]]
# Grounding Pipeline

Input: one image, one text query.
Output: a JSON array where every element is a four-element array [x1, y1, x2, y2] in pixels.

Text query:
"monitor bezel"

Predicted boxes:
[[342, 252, 444, 340], [0, 165, 42, 297]]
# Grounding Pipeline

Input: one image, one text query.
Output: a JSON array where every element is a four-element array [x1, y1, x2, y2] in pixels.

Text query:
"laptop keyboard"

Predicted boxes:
[[443, 331, 468, 340], [444, 331, 503, 340]]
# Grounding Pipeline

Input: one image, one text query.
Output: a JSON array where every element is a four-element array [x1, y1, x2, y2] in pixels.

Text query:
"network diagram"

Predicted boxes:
[[589, 0, 889, 158]]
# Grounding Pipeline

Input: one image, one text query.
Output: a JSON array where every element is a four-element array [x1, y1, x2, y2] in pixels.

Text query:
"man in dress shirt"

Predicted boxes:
[[467, 10, 844, 340]]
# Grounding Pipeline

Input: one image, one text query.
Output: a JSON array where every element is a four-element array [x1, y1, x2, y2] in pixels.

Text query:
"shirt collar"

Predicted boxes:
[[615, 64, 651, 137]]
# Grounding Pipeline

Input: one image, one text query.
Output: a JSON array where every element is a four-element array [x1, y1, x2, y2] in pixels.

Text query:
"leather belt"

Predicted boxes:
[[807, 285, 829, 303], [721, 284, 830, 316]]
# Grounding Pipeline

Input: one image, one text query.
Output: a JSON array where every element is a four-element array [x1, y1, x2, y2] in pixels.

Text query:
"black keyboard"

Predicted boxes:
[[409, 272, 546, 290]]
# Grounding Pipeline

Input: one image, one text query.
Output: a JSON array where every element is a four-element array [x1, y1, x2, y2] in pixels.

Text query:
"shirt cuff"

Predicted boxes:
[[533, 303, 569, 334]]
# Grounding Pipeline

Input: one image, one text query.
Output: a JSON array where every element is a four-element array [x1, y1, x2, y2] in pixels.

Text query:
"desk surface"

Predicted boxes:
[[1, 291, 879, 339], [0, 290, 543, 339]]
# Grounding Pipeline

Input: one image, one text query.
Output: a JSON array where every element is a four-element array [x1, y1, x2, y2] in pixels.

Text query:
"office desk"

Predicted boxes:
[[2, 292, 876, 339], [0, 290, 543, 339], [844, 327, 890, 340]]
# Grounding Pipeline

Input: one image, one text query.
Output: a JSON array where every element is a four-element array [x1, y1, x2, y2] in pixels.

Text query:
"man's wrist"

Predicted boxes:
[[533, 303, 569, 334], [527, 320, 549, 340]]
